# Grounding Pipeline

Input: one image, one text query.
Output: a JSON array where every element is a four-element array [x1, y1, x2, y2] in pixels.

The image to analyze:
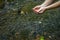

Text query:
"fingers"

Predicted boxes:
[[39, 10, 44, 13], [32, 8, 40, 14], [33, 9, 38, 13], [33, 5, 40, 10], [38, 7, 46, 13], [33, 5, 46, 14], [33, 7, 41, 13], [34, 8, 43, 14], [35, 8, 45, 14], [39, 9, 44, 13]]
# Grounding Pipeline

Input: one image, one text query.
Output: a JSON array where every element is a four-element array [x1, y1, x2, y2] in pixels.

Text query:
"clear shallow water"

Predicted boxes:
[[0, 0, 60, 40]]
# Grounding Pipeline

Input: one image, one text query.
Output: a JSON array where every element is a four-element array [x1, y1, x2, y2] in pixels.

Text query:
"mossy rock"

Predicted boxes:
[[21, 1, 39, 13]]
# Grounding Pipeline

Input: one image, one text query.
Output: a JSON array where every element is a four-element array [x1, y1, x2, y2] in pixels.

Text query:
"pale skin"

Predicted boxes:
[[33, 0, 60, 14]]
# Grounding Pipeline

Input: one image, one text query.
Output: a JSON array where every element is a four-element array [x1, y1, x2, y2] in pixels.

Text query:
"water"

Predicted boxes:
[[0, 0, 60, 40]]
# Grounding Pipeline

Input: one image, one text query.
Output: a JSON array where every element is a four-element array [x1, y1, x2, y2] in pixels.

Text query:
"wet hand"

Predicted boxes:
[[36, 7, 47, 14], [33, 6, 47, 14], [32, 5, 41, 13]]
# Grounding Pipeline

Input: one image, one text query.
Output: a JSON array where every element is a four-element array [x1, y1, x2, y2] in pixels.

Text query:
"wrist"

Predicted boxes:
[[41, 4, 48, 7], [45, 6, 49, 10]]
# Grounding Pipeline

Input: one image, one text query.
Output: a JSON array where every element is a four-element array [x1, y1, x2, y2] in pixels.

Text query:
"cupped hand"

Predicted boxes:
[[33, 5, 47, 14], [33, 7, 47, 13], [36, 7, 47, 14], [32, 5, 41, 13]]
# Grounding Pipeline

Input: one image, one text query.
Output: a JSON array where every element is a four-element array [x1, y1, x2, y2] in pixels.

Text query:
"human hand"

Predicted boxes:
[[32, 5, 41, 13], [33, 5, 47, 14], [35, 7, 47, 14], [33, 6, 47, 13]]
